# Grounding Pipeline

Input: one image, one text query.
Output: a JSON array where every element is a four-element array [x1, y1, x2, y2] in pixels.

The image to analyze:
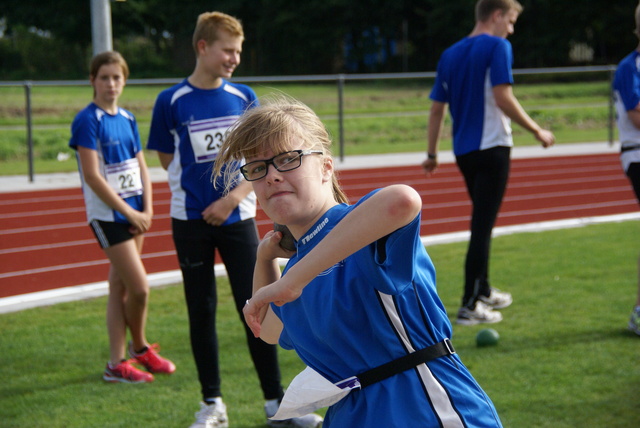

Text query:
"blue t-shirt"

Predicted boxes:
[[613, 51, 640, 146], [272, 190, 502, 427], [147, 79, 258, 221], [69, 103, 143, 224], [430, 34, 514, 156]]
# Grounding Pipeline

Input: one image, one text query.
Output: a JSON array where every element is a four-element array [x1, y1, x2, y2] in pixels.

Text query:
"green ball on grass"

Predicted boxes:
[[476, 328, 500, 347]]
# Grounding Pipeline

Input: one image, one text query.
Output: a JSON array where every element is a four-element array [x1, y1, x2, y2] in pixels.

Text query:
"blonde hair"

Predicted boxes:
[[213, 96, 349, 204], [192, 11, 244, 54], [475, 0, 523, 22]]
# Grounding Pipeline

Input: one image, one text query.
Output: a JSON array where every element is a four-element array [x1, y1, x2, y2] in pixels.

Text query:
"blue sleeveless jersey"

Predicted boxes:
[[147, 79, 258, 221], [69, 103, 143, 224], [272, 190, 502, 427], [430, 34, 514, 156]]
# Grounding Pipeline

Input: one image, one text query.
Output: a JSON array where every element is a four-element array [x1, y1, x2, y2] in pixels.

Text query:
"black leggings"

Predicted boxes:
[[172, 218, 283, 401], [627, 162, 640, 203], [456, 146, 511, 308]]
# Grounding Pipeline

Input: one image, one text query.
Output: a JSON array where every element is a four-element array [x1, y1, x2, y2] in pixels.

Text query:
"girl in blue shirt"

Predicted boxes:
[[214, 97, 503, 427], [69, 51, 175, 384]]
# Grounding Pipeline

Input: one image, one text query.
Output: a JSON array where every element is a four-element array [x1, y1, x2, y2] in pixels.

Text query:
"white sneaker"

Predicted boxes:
[[265, 399, 323, 427], [478, 288, 513, 309], [457, 301, 503, 325], [190, 401, 229, 428]]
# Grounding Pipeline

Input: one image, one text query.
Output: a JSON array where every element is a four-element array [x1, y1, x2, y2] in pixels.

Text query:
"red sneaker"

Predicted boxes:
[[129, 342, 176, 374], [103, 360, 154, 383]]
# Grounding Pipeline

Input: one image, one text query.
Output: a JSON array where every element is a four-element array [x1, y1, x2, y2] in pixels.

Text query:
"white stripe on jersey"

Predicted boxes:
[[377, 291, 464, 428], [171, 85, 193, 105], [167, 129, 187, 220], [480, 70, 513, 152], [119, 109, 133, 121], [223, 84, 249, 102], [237, 190, 257, 220]]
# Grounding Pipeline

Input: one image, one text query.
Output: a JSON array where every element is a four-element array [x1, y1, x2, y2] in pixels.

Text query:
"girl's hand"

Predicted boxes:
[[257, 230, 296, 262], [127, 210, 152, 234], [243, 276, 303, 337], [243, 295, 269, 337]]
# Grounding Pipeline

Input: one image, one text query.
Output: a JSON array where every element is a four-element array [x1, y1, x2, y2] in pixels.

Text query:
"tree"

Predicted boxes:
[[0, 0, 636, 79], [0, 0, 91, 78]]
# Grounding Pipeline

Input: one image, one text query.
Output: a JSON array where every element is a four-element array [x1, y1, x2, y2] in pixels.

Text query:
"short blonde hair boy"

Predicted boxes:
[[475, 0, 523, 22], [192, 11, 244, 54]]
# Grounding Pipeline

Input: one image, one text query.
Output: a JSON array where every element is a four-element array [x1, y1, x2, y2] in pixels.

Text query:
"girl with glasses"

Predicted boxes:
[[213, 96, 503, 427]]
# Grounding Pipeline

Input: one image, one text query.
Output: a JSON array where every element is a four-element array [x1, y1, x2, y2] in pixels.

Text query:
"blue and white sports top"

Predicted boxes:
[[613, 50, 640, 172], [69, 103, 143, 224], [272, 190, 503, 427], [147, 79, 257, 222], [430, 34, 514, 156]]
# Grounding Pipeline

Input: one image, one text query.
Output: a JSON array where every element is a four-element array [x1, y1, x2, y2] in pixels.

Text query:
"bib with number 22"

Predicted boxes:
[[105, 157, 143, 199]]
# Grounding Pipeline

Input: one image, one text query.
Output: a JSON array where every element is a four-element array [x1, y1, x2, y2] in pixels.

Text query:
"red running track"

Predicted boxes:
[[1, 153, 637, 299]]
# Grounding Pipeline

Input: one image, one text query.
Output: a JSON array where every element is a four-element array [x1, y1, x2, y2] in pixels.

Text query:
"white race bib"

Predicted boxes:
[[105, 158, 143, 198], [270, 366, 360, 421], [187, 116, 239, 163]]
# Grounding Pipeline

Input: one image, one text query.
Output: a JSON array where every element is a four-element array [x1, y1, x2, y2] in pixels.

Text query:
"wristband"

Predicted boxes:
[[427, 153, 437, 160]]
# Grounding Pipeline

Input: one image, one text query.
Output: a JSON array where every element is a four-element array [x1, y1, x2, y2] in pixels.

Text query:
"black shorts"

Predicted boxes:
[[89, 220, 134, 249]]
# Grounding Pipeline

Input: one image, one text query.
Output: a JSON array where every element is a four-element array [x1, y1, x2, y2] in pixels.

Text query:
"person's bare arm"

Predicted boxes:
[[243, 184, 422, 337], [493, 83, 555, 148], [422, 101, 447, 176], [251, 230, 291, 343], [133, 150, 153, 233], [156, 151, 174, 170]]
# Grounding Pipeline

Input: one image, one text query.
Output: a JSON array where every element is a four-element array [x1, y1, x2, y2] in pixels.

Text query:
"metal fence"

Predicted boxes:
[[0, 65, 617, 182]]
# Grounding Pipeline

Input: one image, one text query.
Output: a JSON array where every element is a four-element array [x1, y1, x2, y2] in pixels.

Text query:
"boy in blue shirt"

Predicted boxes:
[[423, 0, 555, 325], [147, 11, 321, 428]]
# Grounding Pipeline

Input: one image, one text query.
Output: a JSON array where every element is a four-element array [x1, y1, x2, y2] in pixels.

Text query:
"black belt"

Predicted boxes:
[[621, 144, 640, 153], [357, 339, 455, 389]]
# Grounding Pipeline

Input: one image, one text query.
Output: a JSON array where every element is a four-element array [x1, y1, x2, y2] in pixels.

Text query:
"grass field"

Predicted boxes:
[[0, 79, 616, 175], [1, 221, 639, 427]]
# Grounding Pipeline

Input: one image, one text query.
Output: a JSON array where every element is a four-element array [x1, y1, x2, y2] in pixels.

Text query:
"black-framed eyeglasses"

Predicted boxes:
[[240, 150, 324, 181]]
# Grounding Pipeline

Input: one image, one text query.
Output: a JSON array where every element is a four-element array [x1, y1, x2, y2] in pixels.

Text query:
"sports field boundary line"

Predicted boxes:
[[0, 141, 620, 193], [1, 211, 638, 315]]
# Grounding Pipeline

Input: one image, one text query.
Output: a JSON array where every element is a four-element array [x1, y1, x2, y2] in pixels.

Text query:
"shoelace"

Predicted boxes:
[[475, 302, 493, 316], [138, 343, 164, 360], [112, 359, 144, 377], [131, 342, 161, 357]]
